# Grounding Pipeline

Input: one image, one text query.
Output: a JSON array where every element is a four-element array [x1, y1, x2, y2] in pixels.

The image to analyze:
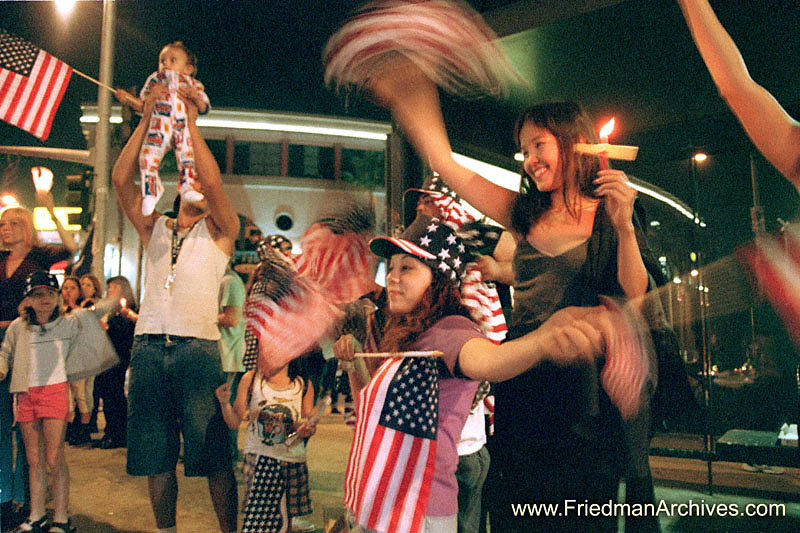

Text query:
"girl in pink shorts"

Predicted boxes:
[[0, 272, 91, 533]]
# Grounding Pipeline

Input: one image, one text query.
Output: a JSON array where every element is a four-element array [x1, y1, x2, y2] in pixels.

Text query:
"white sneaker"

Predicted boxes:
[[291, 517, 317, 532]]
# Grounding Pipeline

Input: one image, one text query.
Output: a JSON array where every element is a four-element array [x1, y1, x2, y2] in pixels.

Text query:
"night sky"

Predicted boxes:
[[0, 0, 380, 150], [2, 0, 800, 250]]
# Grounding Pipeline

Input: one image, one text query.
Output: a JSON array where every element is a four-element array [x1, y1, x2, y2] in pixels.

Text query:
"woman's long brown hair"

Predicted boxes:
[[379, 271, 472, 353]]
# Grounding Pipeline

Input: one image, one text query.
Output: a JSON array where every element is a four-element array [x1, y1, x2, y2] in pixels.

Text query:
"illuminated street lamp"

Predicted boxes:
[[31, 166, 54, 193], [55, 0, 76, 16]]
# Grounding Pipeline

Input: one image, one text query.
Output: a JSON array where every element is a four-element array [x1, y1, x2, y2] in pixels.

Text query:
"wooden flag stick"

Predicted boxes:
[[355, 350, 443, 358], [73, 68, 116, 93]]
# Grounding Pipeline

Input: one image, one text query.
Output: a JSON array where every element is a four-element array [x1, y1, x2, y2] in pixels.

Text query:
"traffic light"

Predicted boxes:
[[65, 170, 93, 228]]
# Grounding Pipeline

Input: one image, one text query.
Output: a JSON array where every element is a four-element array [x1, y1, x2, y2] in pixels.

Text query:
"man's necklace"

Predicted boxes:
[[165, 220, 198, 291]]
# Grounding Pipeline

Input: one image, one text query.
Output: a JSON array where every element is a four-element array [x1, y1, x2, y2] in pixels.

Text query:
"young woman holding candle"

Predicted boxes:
[[93, 276, 137, 449], [361, 74, 657, 532], [334, 214, 619, 533]]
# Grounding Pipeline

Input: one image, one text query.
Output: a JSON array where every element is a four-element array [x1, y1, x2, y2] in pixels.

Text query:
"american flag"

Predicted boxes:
[[241, 455, 287, 533], [0, 29, 72, 141], [431, 192, 475, 229], [295, 221, 373, 305], [244, 255, 342, 376], [345, 357, 439, 533], [599, 298, 653, 420], [737, 225, 800, 349], [460, 264, 507, 343]]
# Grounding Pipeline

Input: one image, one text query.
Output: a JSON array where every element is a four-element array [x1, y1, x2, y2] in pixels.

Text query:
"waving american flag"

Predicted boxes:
[[346, 357, 439, 533], [244, 248, 341, 376]]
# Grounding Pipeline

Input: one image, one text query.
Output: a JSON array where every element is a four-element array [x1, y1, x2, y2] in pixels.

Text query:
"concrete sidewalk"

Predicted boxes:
[[13, 411, 800, 532], [58, 413, 352, 532]]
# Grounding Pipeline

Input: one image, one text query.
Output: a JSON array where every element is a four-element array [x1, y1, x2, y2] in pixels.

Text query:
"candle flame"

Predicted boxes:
[[120, 298, 127, 308], [31, 166, 54, 193], [599, 118, 615, 140]]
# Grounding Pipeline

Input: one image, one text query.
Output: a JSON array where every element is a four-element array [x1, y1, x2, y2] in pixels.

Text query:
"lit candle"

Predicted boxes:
[[574, 116, 638, 162], [31, 166, 54, 193], [598, 118, 615, 170], [120, 298, 127, 309]]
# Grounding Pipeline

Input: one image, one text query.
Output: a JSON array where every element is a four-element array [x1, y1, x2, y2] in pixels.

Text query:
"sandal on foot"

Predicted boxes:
[[12, 516, 49, 533], [48, 519, 74, 533]]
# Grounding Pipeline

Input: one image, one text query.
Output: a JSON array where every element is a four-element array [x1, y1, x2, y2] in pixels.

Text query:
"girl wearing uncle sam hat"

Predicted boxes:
[[334, 215, 613, 533], [0, 272, 117, 533]]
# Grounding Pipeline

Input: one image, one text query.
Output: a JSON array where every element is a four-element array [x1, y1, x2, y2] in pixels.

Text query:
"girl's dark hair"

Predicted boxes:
[[165, 41, 198, 76], [380, 271, 472, 353], [510, 101, 599, 234]]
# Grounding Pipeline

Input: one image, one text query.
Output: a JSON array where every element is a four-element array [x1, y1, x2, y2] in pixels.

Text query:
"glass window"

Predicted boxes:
[[341, 149, 385, 188], [231, 142, 281, 175], [206, 139, 226, 172], [288, 145, 335, 179], [249, 142, 282, 176]]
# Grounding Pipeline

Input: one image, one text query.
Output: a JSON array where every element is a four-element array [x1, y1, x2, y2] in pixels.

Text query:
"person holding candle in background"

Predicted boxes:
[[93, 276, 137, 449]]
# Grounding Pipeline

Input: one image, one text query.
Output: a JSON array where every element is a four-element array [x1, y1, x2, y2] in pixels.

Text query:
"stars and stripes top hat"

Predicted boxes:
[[403, 174, 475, 229], [370, 215, 470, 284]]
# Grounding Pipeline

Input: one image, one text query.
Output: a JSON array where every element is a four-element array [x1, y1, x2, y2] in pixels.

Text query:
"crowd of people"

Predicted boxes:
[[2, 0, 799, 531]]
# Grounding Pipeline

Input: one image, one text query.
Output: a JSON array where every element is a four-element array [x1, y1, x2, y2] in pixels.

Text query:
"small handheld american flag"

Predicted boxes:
[[599, 297, 654, 420], [244, 248, 342, 376]]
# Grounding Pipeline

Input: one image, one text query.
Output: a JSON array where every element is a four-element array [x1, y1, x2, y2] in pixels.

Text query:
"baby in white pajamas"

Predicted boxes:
[[115, 41, 210, 215]]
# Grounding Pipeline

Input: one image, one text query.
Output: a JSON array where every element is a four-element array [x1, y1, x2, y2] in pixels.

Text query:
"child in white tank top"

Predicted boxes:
[[216, 361, 316, 533]]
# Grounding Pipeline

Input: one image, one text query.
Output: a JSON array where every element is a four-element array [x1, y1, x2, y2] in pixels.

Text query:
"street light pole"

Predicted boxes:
[[91, 0, 115, 282]]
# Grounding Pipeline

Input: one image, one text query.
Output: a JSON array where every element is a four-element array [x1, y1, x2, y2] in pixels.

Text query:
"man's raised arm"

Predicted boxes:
[[179, 87, 240, 255], [111, 85, 168, 244]]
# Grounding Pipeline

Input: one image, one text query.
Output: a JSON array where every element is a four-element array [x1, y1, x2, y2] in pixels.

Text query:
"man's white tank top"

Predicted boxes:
[[135, 216, 229, 340]]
